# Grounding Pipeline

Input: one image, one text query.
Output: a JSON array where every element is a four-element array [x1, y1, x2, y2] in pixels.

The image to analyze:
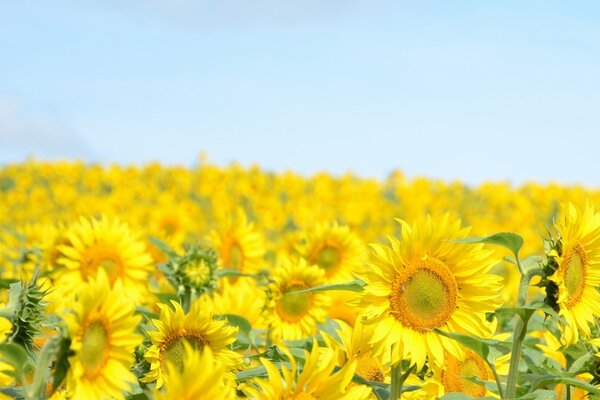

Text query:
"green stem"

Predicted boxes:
[[182, 289, 192, 313], [488, 362, 505, 399], [390, 361, 404, 400], [505, 271, 533, 399]]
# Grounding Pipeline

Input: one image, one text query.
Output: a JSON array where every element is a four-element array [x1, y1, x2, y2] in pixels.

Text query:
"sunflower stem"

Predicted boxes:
[[489, 362, 505, 399], [390, 361, 404, 400], [505, 270, 533, 399]]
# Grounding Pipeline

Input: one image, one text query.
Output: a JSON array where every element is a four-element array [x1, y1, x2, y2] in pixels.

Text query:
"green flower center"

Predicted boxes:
[[80, 320, 109, 376], [185, 259, 211, 287], [277, 283, 312, 322], [82, 244, 123, 283], [229, 242, 244, 270], [162, 335, 206, 373], [314, 245, 341, 274]]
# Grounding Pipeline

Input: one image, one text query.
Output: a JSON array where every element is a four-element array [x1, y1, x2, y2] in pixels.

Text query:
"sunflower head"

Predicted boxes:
[[296, 221, 367, 282], [55, 215, 154, 304], [65, 269, 142, 399], [242, 340, 372, 400], [542, 202, 600, 344], [265, 257, 331, 342], [164, 243, 218, 296], [141, 300, 240, 388], [360, 215, 502, 368], [157, 342, 236, 400]]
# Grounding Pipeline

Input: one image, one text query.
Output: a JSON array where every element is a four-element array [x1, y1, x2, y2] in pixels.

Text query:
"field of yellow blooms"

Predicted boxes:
[[0, 160, 599, 399]]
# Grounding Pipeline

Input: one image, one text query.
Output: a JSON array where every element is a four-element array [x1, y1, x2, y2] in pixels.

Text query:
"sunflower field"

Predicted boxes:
[[1, 160, 600, 399]]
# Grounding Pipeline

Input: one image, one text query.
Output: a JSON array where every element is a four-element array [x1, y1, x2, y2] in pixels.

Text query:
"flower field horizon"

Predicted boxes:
[[0, 159, 599, 399]]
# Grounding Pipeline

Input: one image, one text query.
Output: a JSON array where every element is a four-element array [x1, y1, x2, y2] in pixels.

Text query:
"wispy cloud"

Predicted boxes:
[[0, 98, 94, 162]]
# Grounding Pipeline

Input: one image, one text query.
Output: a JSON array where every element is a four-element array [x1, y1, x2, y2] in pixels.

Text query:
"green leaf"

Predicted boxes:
[[0, 343, 29, 385], [434, 329, 511, 365], [439, 393, 496, 400], [496, 302, 559, 322], [0, 279, 18, 289], [452, 232, 523, 261], [147, 236, 177, 257], [568, 352, 593, 374], [519, 390, 557, 400], [237, 365, 267, 381], [219, 314, 252, 339], [530, 375, 600, 395], [125, 394, 150, 400], [216, 269, 261, 279], [135, 306, 159, 320], [286, 279, 366, 295], [521, 346, 562, 376]]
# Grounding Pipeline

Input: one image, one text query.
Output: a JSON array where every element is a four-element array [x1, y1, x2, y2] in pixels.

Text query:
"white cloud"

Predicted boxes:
[[0, 98, 94, 162]]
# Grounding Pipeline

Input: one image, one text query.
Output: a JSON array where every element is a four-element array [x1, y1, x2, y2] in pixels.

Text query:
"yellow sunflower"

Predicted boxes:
[[265, 257, 331, 342], [156, 344, 236, 400], [65, 269, 142, 399], [297, 221, 367, 282], [323, 319, 391, 384], [55, 215, 154, 304], [359, 215, 502, 368], [207, 208, 265, 274], [546, 202, 600, 345], [404, 350, 496, 399], [242, 340, 372, 400], [140, 300, 240, 388]]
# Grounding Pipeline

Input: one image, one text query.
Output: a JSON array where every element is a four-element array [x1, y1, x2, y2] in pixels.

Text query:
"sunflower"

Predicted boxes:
[[140, 300, 240, 388], [323, 319, 391, 384], [403, 350, 496, 399], [545, 202, 600, 345], [65, 269, 142, 399], [242, 340, 372, 400], [55, 215, 154, 304], [265, 257, 331, 342], [296, 221, 367, 282], [207, 208, 265, 274], [359, 215, 502, 368], [156, 344, 236, 400]]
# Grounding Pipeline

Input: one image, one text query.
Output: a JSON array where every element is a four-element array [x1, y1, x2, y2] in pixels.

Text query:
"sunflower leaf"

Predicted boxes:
[[451, 232, 523, 261], [434, 329, 511, 365], [285, 279, 366, 295], [519, 390, 558, 400], [0, 343, 29, 385], [528, 374, 600, 395], [147, 236, 177, 258]]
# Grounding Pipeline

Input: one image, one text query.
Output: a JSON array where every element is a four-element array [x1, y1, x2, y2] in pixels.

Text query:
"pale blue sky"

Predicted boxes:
[[1, 1, 599, 185]]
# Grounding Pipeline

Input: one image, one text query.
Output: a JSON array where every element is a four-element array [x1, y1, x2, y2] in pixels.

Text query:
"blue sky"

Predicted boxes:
[[1, 1, 599, 185]]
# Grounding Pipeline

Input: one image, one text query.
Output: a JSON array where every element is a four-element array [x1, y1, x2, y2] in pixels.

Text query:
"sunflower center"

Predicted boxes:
[[82, 244, 124, 283], [159, 217, 179, 236], [277, 283, 312, 322], [80, 320, 109, 377], [389, 259, 457, 332], [562, 244, 587, 308], [229, 241, 244, 270], [162, 335, 207, 373], [356, 355, 385, 382], [185, 259, 211, 287], [441, 351, 488, 397], [313, 245, 341, 275]]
